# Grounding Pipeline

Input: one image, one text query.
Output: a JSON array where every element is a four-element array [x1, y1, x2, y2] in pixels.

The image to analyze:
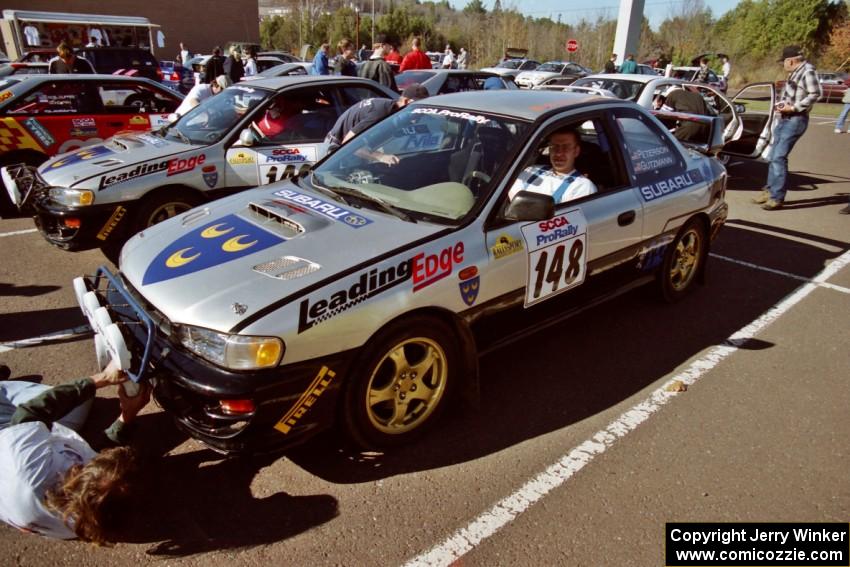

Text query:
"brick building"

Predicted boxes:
[[0, 0, 259, 58]]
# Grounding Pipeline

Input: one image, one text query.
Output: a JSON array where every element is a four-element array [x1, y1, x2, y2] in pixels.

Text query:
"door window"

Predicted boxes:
[[612, 109, 685, 182], [97, 82, 180, 113], [338, 86, 389, 108], [249, 87, 337, 143], [6, 82, 100, 114]]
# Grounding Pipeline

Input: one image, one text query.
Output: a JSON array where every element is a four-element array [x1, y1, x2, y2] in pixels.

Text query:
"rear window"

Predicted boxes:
[[84, 50, 157, 72]]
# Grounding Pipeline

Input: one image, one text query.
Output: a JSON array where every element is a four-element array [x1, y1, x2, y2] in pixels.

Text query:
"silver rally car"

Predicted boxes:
[[83, 90, 728, 454], [3, 76, 396, 259]]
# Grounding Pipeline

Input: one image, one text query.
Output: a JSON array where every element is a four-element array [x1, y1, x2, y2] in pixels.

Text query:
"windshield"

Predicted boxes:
[[311, 105, 530, 224], [572, 78, 645, 101], [168, 86, 270, 145], [537, 62, 565, 73], [396, 71, 434, 90], [497, 60, 522, 70]]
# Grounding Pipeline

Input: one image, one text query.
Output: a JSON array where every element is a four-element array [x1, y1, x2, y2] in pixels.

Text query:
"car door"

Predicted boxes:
[[483, 110, 644, 309], [722, 83, 777, 160], [608, 106, 708, 241], [94, 80, 180, 137], [689, 83, 741, 143]]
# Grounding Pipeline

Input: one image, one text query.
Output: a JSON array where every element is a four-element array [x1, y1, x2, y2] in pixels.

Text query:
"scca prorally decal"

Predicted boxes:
[[275, 365, 337, 434], [142, 214, 285, 285], [298, 258, 411, 333], [273, 188, 373, 229], [261, 146, 317, 164], [411, 107, 490, 124], [639, 168, 704, 202], [412, 242, 464, 292]]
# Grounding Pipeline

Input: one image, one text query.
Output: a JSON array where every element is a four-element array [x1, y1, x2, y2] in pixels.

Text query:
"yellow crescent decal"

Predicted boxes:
[[222, 235, 258, 252], [166, 247, 201, 267], [201, 223, 234, 239]]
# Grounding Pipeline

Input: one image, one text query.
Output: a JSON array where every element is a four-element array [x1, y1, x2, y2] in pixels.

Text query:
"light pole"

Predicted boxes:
[[371, 0, 375, 47]]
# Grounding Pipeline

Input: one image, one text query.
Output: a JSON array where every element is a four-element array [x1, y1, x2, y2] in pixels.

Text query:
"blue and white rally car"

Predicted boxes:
[[79, 90, 727, 454]]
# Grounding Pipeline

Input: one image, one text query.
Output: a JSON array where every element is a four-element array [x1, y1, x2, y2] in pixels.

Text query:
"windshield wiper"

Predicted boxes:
[[169, 128, 191, 145], [308, 172, 350, 204], [327, 186, 415, 223]]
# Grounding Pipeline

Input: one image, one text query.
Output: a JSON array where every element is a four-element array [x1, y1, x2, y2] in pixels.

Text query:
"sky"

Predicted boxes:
[[447, 0, 740, 30]]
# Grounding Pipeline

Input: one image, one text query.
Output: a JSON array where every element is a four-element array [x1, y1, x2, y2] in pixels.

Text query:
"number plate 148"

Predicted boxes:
[[525, 234, 586, 306]]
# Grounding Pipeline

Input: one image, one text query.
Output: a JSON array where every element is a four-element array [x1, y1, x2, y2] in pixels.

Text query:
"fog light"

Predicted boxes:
[[63, 217, 81, 228], [220, 399, 255, 415]]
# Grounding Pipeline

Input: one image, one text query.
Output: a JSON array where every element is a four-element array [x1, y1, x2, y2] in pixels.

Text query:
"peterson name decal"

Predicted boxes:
[[275, 366, 337, 434], [142, 214, 285, 285], [298, 258, 411, 333], [639, 169, 703, 202]]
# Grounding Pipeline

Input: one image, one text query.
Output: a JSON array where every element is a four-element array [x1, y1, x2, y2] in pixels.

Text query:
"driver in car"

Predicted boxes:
[[508, 128, 597, 204]]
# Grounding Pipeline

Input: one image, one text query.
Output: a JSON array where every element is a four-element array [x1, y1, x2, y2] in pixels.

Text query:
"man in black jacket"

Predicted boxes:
[[223, 46, 245, 83], [203, 46, 226, 84], [358, 43, 397, 91]]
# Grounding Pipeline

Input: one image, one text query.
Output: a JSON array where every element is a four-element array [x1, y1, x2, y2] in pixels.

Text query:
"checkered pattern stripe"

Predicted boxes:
[[0, 118, 42, 153], [309, 294, 371, 325]]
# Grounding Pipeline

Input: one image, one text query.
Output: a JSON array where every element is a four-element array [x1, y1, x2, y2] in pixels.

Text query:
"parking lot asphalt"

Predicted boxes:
[[0, 118, 847, 566]]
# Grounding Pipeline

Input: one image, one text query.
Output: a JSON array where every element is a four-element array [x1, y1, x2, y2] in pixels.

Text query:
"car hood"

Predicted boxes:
[[119, 180, 440, 332], [517, 71, 556, 81], [480, 67, 513, 75], [39, 133, 192, 188]]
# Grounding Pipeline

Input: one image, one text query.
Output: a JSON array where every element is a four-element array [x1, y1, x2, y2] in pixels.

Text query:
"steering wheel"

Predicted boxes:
[[463, 170, 491, 186], [348, 169, 378, 184]]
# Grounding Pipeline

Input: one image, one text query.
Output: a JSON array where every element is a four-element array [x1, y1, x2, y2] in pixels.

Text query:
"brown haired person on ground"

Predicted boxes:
[[0, 361, 150, 544]]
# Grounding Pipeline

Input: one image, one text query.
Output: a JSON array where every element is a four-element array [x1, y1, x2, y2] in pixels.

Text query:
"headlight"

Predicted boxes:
[[48, 188, 94, 207], [176, 324, 284, 370]]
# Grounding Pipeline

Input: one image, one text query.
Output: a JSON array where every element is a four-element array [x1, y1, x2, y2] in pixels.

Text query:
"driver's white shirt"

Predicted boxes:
[[508, 166, 597, 203]]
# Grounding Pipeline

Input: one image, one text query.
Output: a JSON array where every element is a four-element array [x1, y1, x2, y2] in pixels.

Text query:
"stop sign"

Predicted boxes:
[[566, 39, 579, 53]]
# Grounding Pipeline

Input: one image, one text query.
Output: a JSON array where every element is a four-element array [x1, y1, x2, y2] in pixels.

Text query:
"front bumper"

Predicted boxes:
[[34, 198, 127, 251], [87, 266, 356, 454]]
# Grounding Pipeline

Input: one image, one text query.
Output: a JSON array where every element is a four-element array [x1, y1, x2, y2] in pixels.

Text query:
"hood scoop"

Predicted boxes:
[[93, 159, 124, 167], [247, 202, 305, 238], [253, 256, 320, 280]]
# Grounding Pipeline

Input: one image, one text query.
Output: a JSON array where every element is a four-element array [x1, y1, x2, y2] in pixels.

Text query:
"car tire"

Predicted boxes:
[[658, 219, 707, 303], [133, 189, 202, 234], [341, 315, 458, 450]]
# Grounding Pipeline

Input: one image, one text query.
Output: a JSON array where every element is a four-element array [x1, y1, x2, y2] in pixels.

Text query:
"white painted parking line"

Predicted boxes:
[[711, 253, 850, 294], [0, 228, 37, 238], [725, 220, 846, 253], [0, 324, 93, 353], [404, 249, 850, 567]]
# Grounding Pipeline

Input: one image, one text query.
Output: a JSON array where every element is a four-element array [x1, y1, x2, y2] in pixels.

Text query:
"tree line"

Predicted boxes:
[[260, 0, 849, 82]]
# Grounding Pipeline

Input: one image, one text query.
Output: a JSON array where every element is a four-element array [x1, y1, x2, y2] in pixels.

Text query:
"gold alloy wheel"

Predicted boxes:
[[669, 227, 702, 292], [147, 201, 194, 226], [365, 337, 448, 435]]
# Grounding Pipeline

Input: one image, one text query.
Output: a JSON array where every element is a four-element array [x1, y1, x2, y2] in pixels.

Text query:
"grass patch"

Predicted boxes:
[[738, 99, 844, 118]]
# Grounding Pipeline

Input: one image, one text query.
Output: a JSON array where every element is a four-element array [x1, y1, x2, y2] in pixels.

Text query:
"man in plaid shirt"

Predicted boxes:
[[752, 45, 821, 210]]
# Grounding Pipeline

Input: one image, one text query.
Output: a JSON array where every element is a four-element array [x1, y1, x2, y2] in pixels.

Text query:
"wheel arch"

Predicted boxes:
[[138, 183, 207, 209], [0, 149, 48, 167], [354, 306, 481, 409]]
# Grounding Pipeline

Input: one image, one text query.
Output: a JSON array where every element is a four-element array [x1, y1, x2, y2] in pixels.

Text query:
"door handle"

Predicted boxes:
[[617, 210, 636, 226]]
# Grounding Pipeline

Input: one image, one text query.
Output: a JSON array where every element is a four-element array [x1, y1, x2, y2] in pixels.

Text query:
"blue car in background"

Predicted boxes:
[[159, 60, 194, 94]]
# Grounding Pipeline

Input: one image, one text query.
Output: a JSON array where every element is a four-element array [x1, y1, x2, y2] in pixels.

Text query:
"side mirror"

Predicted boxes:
[[238, 128, 256, 147], [734, 103, 746, 114], [503, 191, 555, 222]]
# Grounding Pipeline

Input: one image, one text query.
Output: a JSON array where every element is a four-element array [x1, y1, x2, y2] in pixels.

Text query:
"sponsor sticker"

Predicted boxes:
[[142, 214, 285, 285], [167, 154, 205, 176], [298, 258, 411, 333], [411, 107, 490, 124], [458, 266, 480, 307], [202, 165, 218, 188], [22, 118, 55, 148], [274, 366, 337, 434], [47, 145, 113, 170], [520, 209, 588, 307], [96, 206, 127, 241], [259, 146, 317, 164], [0, 90, 12, 102], [412, 242, 464, 292], [228, 151, 255, 165], [490, 233, 523, 259], [72, 117, 96, 128], [639, 168, 704, 202], [272, 188, 372, 229], [149, 114, 171, 128], [98, 160, 169, 190], [136, 133, 167, 147], [128, 115, 149, 127], [69, 127, 97, 138]]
